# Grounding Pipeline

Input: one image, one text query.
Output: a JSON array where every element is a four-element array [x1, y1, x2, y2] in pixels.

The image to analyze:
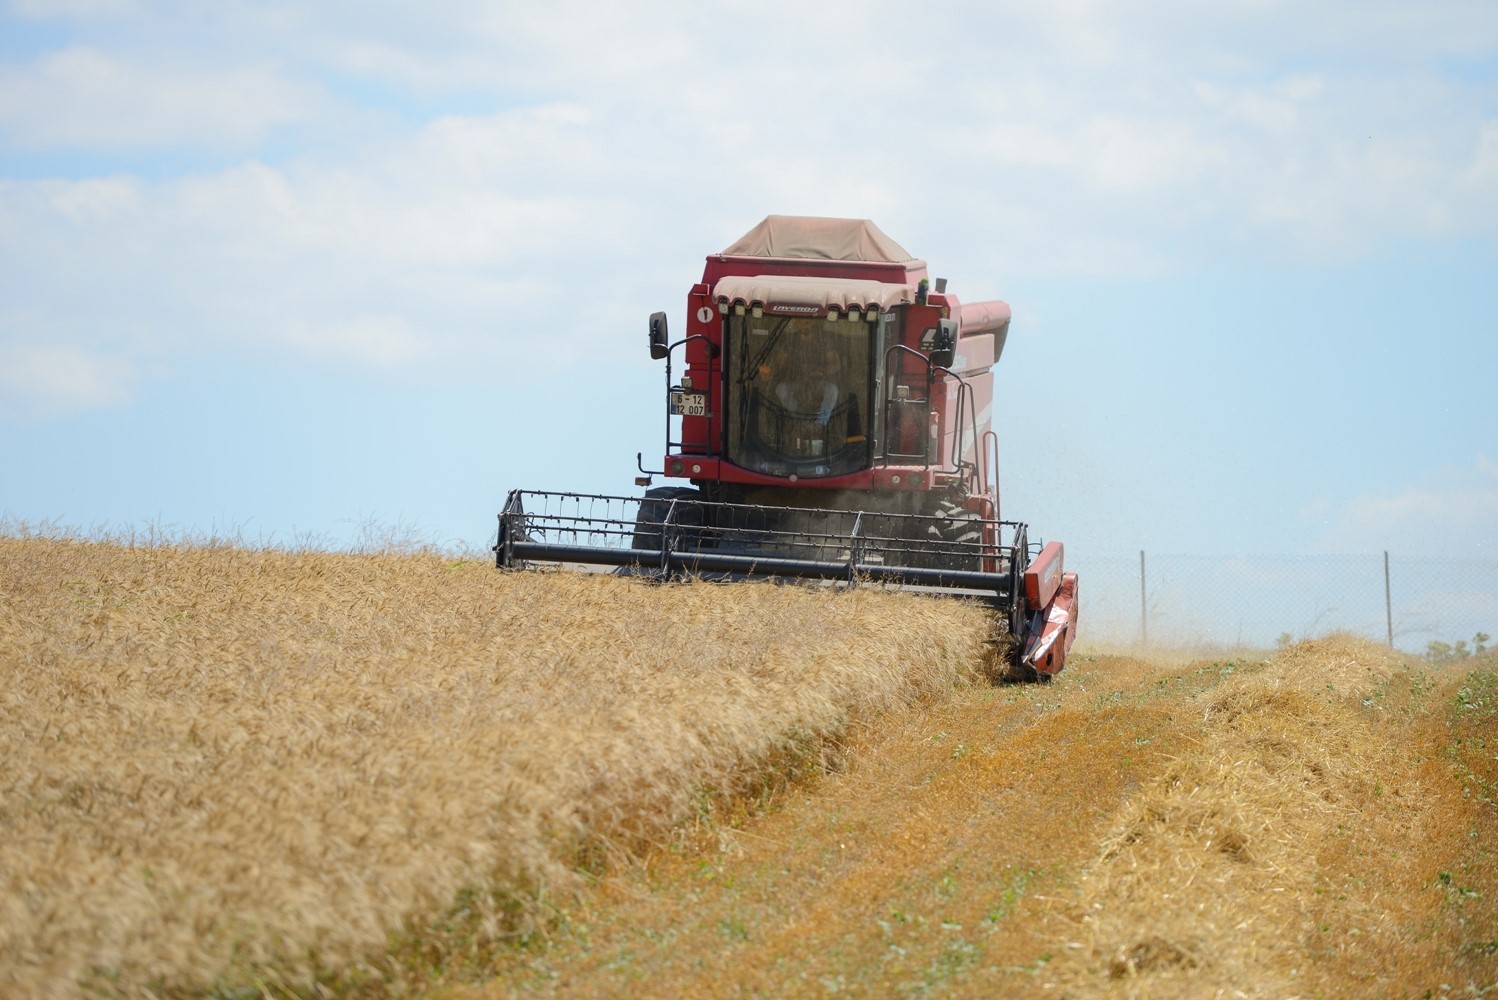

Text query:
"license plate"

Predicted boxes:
[[670, 391, 707, 417]]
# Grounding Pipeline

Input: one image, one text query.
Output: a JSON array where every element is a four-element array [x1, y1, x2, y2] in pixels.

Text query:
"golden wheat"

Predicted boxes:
[[0, 537, 990, 996]]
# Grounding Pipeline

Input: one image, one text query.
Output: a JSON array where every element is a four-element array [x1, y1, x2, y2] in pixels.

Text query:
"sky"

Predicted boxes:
[[2, 0, 1496, 574]]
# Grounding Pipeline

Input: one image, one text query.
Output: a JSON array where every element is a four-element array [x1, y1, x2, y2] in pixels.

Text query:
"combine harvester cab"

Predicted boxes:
[[497, 216, 1078, 679]]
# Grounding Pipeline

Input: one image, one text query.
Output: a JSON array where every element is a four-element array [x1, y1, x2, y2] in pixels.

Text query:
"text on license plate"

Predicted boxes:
[[670, 391, 707, 417]]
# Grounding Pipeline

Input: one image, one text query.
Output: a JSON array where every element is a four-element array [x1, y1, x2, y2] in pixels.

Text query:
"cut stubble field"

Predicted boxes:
[[1, 536, 1494, 997]]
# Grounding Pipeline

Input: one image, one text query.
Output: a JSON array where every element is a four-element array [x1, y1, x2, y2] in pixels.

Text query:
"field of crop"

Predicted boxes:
[[2, 535, 1495, 997]]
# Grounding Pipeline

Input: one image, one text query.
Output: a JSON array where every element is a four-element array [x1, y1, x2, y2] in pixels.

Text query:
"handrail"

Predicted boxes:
[[880, 344, 979, 487], [661, 332, 720, 461], [982, 430, 1000, 517]]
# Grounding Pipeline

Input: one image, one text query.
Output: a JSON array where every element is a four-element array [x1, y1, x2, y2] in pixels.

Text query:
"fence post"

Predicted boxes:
[[1384, 550, 1393, 648], [1140, 549, 1148, 648]]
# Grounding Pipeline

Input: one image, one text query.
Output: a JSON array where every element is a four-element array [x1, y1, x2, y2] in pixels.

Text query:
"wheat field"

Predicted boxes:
[[0, 536, 991, 996], [4, 535, 1495, 997]]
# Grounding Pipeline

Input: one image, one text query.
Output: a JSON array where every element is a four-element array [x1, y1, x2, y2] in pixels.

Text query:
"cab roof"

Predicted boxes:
[[721, 216, 916, 263]]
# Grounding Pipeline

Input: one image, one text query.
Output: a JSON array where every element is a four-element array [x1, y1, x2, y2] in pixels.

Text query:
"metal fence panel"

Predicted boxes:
[[1077, 551, 1498, 654]]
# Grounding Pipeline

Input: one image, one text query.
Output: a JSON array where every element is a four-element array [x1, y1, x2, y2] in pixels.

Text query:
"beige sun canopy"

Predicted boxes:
[[721, 216, 916, 262], [712, 273, 915, 315]]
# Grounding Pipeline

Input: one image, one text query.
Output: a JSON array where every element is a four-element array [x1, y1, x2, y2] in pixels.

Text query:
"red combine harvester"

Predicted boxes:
[[496, 216, 1078, 678]]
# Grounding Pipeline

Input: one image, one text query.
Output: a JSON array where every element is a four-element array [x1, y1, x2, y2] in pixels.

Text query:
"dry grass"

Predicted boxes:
[[0, 537, 990, 996]]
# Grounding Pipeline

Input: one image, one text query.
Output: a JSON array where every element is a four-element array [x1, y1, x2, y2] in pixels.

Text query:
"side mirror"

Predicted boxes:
[[648, 312, 669, 360], [920, 319, 958, 369]]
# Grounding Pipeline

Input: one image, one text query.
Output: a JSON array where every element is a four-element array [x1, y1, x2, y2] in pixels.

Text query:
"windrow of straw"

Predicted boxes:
[[0, 537, 991, 996], [1057, 635, 1468, 996]]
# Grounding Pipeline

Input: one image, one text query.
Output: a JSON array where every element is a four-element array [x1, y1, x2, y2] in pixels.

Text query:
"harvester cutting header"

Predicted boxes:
[[497, 216, 1078, 678]]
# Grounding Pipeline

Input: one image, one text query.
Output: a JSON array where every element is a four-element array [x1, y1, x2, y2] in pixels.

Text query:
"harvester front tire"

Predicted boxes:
[[923, 497, 983, 571], [630, 486, 705, 552]]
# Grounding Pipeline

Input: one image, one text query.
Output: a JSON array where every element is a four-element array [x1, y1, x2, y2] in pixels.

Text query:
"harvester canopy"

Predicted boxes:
[[720, 216, 916, 262]]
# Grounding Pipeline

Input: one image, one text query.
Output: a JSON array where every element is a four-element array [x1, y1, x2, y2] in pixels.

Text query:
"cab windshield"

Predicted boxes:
[[725, 313, 872, 478]]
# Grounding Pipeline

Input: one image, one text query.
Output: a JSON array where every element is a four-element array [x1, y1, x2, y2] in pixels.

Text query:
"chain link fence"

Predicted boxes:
[[1075, 551, 1498, 657]]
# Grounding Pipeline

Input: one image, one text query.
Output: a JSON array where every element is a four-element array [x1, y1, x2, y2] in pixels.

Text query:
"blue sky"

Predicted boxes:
[[2, 0, 1496, 567]]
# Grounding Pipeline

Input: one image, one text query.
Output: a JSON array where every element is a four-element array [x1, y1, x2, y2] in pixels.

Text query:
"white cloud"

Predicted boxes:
[[283, 315, 429, 369], [0, 102, 658, 413], [0, 343, 135, 416], [1194, 76, 1322, 133], [45, 175, 143, 223], [8, 0, 137, 15], [2, 0, 1496, 417], [0, 46, 325, 149], [1312, 458, 1498, 557]]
